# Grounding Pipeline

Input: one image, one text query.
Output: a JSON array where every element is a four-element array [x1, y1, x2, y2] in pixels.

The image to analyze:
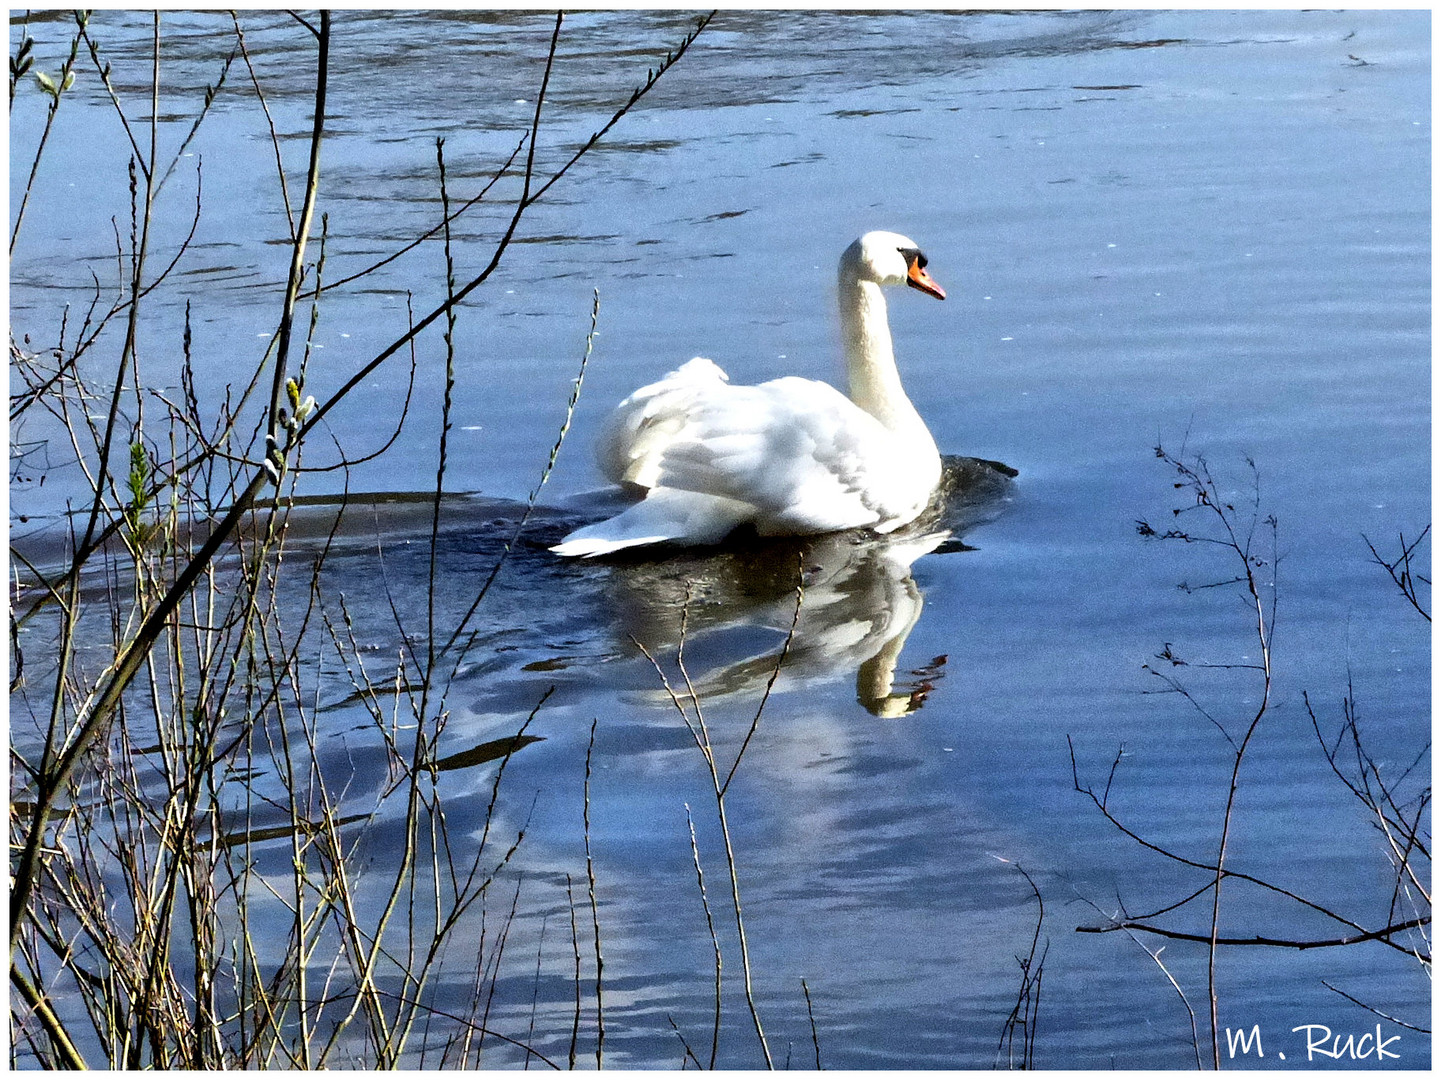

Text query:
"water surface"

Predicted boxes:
[[10, 9, 1429, 1069]]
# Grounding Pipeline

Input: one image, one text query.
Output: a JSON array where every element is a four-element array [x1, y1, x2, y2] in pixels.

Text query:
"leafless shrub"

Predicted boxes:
[[9, 10, 712, 1068], [1070, 445, 1430, 1068]]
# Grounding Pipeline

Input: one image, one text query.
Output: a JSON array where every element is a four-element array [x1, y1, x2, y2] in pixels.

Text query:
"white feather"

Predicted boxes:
[[549, 487, 754, 557]]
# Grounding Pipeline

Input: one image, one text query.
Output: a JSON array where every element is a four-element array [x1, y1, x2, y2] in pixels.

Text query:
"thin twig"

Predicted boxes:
[[583, 717, 605, 1069], [801, 977, 821, 1070], [1362, 526, 1430, 622], [1076, 915, 1430, 951], [11, 16, 85, 254], [685, 803, 723, 1070], [439, 287, 600, 669], [722, 568, 803, 795], [565, 873, 582, 1070], [1320, 980, 1430, 1033]]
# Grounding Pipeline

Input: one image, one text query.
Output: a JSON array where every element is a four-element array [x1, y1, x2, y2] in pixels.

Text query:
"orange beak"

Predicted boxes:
[[906, 258, 946, 300]]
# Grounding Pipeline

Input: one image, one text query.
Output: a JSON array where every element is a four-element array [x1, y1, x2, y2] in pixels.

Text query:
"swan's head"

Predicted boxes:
[[842, 230, 946, 300]]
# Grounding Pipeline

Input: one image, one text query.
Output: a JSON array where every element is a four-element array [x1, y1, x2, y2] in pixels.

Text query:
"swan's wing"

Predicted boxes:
[[653, 376, 923, 534], [596, 357, 729, 487]]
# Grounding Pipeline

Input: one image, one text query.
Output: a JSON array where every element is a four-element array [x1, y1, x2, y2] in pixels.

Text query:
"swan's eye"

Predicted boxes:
[[899, 247, 926, 269]]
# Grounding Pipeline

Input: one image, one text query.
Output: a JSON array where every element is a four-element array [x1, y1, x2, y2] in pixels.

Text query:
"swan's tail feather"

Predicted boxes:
[[550, 524, 675, 558], [551, 487, 754, 558]]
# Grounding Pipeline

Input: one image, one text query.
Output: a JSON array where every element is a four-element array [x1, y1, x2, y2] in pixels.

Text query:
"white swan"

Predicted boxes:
[[552, 230, 947, 557]]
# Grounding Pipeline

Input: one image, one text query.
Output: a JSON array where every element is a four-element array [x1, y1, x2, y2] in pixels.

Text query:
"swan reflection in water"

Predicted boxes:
[[578, 455, 1015, 718]]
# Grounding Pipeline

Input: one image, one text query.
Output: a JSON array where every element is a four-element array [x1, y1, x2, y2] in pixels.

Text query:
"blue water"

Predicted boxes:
[[10, 9, 1429, 1069]]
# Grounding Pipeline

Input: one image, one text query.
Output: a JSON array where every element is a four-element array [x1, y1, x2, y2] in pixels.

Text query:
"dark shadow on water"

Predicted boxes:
[[12, 457, 1016, 727]]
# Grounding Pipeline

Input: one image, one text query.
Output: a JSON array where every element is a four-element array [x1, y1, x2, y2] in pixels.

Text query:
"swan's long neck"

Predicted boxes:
[[838, 276, 931, 442]]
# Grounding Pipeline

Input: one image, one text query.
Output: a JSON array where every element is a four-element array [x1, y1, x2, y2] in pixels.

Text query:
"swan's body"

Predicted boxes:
[[552, 231, 946, 557]]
